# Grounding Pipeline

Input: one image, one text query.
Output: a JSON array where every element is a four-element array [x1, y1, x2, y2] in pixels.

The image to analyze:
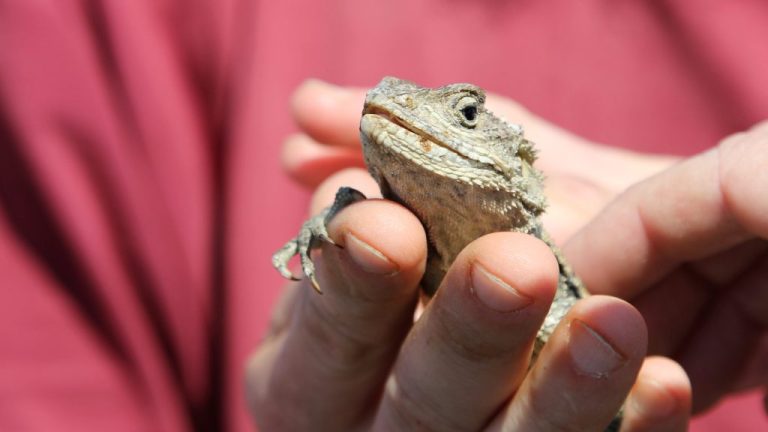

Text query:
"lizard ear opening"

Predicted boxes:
[[517, 139, 537, 164]]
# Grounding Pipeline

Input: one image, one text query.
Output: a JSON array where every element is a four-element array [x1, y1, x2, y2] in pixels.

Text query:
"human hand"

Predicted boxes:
[[248, 80, 690, 430], [247, 179, 691, 430], [284, 80, 768, 416], [565, 121, 768, 414]]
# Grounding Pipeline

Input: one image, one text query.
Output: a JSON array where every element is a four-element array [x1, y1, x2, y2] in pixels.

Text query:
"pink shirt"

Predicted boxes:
[[0, 1, 765, 430]]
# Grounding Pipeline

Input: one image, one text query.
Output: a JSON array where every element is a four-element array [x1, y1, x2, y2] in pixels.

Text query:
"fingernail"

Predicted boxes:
[[344, 233, 398, 275], [569, 319, 627, 378], [471, 263, 532, 312], [630, 377, 677, 420]]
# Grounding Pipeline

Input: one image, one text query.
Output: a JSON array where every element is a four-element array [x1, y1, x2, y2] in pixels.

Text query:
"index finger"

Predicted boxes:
[[565, 121, 768, 299], [291, 79, 367, 148]]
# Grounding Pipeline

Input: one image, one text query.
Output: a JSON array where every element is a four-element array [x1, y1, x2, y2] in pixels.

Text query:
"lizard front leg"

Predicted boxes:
[[272, 187, 367, 293]]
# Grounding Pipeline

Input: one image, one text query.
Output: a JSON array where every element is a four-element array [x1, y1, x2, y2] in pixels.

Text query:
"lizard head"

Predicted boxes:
[[360, 76, 546, 214]]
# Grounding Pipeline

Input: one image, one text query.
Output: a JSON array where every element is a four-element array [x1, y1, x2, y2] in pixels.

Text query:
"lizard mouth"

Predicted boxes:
[[362, 107, 424, 136], [360, 106, 467, 159]]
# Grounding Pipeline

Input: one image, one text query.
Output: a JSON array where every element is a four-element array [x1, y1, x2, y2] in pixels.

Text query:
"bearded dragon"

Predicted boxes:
[[272, 77, 621, 431]]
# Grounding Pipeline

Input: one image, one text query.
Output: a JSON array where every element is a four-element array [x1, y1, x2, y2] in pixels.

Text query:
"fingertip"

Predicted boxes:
[[343, 231, 400, 275], [470, 263, 534, 313], [494, 296, 647, 431], [622, 356, 691, 431], [569, 319, 629, 379], [563, 297, 648, 397], [290, 79, 342, 117], [326, 199, 427, 296], [281, 133, 364, 188], [290, 79, 366, 147], [463, 232, 560, 309], [281, 133, 309, 173], [634, 357, 692, 418], [570, 295, 649, 364]]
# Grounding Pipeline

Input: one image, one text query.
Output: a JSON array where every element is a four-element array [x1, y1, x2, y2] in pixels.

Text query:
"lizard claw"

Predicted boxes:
[[309, 275, 322, 294], [272, 239, 301, 280], [271, 187, 367, 293]]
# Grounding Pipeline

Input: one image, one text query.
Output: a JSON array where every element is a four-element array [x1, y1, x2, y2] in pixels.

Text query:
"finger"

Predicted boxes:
[[372, 233, 559, 431], [261, 280, 303, 343], [486, 95, 677, 194], [675, 253, 768, 412], [247, 199, 426, 430], [621, 357, 691, 432], [282, 133, 364, 188], [486, 95, 675, 244], [629, 239, 766, 356], [565, 121, 768, 299], [491, 296, 647, 432], [542, 173, 616, 243], [309, 167, 381, 215], [718, 120, 768, 237], [291, 79, 367, 149], [632, 271, 711, 356]]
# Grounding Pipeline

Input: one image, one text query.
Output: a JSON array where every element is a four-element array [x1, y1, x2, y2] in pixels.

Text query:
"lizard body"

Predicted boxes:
[[359, 77, 588, 355]]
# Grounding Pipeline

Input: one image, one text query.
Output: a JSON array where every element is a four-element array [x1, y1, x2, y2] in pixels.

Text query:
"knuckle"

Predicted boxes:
[[523, 391, 589, 432], [717, 122, 768, 165], [301, 295, 381, 366], [715, 122, 768, 234], [244, 354, 291, 430]]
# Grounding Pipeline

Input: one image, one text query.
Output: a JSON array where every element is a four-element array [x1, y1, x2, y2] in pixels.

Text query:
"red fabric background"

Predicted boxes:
[[0, 1, 766, 430]]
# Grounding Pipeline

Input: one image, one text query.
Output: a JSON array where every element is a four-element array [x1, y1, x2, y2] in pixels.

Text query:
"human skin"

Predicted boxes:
[[244, 81, 704, 431], [280, 81, 768, 414], [565, 123, 768, 413]]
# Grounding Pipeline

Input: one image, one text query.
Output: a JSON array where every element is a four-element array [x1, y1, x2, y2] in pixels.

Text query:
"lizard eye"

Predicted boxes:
[[455, 96, 479, 128]]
